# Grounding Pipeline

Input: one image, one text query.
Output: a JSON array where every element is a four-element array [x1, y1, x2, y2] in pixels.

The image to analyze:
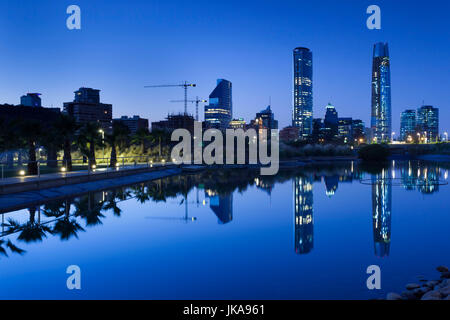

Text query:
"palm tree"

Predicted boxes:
[[150, 129, 170, 159], [131, 128, 151, 154], [18, 120, 43, 175], [106, 122, 130, 167], [50, 200, 85, 241], [0, 118, 22, 169], [54, 115, 80, 171], [76, 122, 102, 168], [17, 207, 52, 243], [0, 239, 26, 258], [74, 193, 105, 227]]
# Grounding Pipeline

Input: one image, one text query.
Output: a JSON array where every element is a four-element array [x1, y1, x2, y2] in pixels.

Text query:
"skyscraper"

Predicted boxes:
[[204, 79, 232, 130], [293, 47, 313, 139], [417, 105, 439, 142], [400, 109, 417, 141], [371, 42, 392, 142], [323, 103, 338, 141]]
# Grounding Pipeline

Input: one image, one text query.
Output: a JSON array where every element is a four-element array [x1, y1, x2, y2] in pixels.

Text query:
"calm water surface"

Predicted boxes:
[[0, 161, 449, 300]]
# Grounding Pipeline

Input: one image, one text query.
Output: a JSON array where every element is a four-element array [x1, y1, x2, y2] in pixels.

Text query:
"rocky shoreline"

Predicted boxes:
[[386, 266, 450, 300]]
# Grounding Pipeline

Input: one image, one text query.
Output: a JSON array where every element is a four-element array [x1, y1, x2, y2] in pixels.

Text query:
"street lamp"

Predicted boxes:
[[417, 132, 421, 143], [99, 129, 105, 161], [391, 132, 395, 142], [445, 132, 448, 142]]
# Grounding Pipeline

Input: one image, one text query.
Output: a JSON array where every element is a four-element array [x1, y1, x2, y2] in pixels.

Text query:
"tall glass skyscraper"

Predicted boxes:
[[204, 79, 232, 130], [293, 47, 313, 139], [400, 109, 417, 141], [371, 42, 392, 142], [417, 105, 439, 142]]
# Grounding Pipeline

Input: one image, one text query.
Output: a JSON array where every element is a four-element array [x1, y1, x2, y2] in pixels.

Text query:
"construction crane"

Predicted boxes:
[[144, 81, 196, 115], [170, 96, 207, 121]]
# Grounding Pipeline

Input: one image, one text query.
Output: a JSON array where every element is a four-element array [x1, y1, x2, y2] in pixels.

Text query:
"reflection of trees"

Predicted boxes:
[[74, 195, 105, 227], [52, 200, 85, 241], [16, 208, 53, 243]]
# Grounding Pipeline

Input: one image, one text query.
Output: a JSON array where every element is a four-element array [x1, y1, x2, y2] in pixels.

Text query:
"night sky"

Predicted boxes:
[[0, 0, 448, 134]]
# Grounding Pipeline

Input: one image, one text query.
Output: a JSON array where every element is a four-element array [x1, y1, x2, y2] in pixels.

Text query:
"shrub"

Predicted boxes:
[[358, 144, 390, 162]]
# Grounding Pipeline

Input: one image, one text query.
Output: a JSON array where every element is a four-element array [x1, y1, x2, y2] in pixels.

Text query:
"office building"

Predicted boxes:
[[63, 87, 113, 132], [371, 42, 392, 142], [20, 93, 42, 107], [293, 47, 313, 139], [204, 79, 232, 130], [417, 105, 439, 142], [151, 113, 195, 134], [400, 109, 417, 141], [114, 115, 149, 134]]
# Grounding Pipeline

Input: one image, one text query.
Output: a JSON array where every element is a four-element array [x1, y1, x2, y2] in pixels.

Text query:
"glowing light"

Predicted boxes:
[[61, 167, 67, 172], [19, 170, 26, 176]]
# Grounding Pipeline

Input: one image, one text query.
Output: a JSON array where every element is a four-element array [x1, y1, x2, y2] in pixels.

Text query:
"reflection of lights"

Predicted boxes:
[[445, 171, 448, 180]]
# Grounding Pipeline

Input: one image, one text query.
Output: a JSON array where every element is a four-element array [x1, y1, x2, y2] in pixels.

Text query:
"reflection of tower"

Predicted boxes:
[[371, 169, 392, 257], [324, 175, 339, 197], [294, 177, 313, 254], [205, 190, 233, 224]]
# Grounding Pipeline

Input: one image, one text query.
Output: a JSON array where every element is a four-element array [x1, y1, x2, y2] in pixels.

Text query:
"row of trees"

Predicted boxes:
[[0, 114, 172, 175]]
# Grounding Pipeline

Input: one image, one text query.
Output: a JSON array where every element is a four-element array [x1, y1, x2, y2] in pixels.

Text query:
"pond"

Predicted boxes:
[[0, 160, 449, 300]]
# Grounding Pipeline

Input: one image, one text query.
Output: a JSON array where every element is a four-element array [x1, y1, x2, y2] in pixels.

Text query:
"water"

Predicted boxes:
[[0, 161, 449, 300]]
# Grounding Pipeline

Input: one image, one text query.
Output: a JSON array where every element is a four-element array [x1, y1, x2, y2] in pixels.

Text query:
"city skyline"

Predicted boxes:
[[0, 1, 448, 135]]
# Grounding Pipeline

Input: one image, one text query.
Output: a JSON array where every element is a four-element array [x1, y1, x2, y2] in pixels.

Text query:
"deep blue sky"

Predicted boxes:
[[0, 0, 448, 134]]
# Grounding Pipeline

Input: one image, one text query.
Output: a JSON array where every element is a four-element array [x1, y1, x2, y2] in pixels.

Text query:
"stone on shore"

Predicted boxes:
[[401, 290, 418, 300], [386, 292, 402, 300], [436, 266, 449, 273], [425, 280, 439, 288], [438, 285, 450, 296], [421, 290, 442, 300], [406, 283, 421, 290]]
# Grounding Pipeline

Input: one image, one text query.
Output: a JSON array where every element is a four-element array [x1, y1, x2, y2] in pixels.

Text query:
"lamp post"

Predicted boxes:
[[99, 129, 105, 163], [391, 132, 395, 143], [445, 132, 448, 142], [417, 132, 421, 144]]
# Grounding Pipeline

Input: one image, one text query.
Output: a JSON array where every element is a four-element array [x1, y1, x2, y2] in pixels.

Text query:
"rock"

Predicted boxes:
[[445, 295, 450, 300], [438, 285, 450, 296], [413, 286, 431, 298], [425, 280, 439, 288], [401, 290, 418, 300], [437, 266, 449, 273], [440, 271, 450, 279], [386, 292, 402, 300], [421, 290, 442, 300], [406, 283, 421, 290]]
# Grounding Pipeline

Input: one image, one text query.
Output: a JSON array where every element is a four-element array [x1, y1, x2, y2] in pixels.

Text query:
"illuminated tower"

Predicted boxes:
[[293, 47, 313, 139], [371, 42, 392, 142]]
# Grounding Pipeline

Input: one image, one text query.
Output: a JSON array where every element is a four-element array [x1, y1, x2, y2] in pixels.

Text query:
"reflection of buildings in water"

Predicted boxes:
[[400, 162, 442, 194], [372, 169, 392, 257], [205, 190, 233, 224], [254, 177, 274, 195], [294, 176, 314, 254], [324, 175, 339, 197]]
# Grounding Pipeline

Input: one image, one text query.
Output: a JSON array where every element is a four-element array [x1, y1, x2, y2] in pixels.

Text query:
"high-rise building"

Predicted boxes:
[[400, 109, 417, 141], [338, 118, 353, 143], [371, 42, 392, 142], [151, 113, 195, 135], [229, 118, 246, 130], [113, 115, 149, 134], [293, 47, 313, 139], [323, 103, 338, 141], [204, 79, 232, 130], [63, 87, 113, 132], [417, 105, 439, 142], [249, 105, 278, 133], [20, 93, 42, 107], [352, 119, 365, 142]]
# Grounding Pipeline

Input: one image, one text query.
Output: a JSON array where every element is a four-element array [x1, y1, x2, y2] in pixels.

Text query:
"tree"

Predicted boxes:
[[53, 115, 80, 171], [149, 129, 170, 159], [131, 128, 151, 154], [106, 122, 130, 167], [76, 122, 102, 168], [18, 120, 43, 175], [0, 118, 21, 169]]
